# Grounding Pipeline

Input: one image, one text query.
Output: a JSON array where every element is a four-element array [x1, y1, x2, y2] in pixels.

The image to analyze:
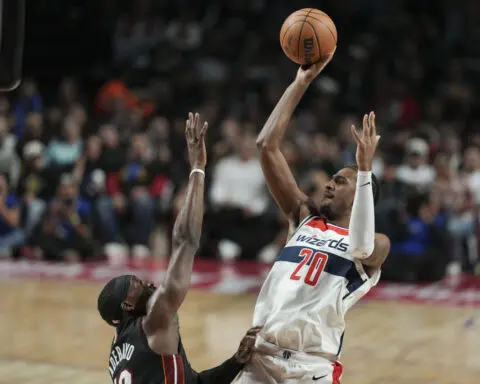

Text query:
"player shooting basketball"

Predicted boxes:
[[98, 113, 261, 384], [233, 56, 391, 384]]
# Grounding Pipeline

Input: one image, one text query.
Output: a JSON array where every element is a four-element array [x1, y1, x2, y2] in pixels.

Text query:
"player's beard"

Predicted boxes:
[[319, 203, 336, 221]]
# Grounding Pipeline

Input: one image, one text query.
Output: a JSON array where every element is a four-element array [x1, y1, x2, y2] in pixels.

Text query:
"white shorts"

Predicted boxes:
[[233, 337, 343, 384]]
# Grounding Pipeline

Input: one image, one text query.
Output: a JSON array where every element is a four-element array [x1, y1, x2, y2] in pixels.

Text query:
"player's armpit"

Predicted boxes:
[[258, 147, 309, 217], [287, 200, 314, 239], [361, 233, 390, 269]]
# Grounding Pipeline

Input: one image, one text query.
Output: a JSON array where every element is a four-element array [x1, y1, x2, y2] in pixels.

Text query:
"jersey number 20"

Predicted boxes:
[[290, 248, 328, 286], [114, 370, 132, 384]]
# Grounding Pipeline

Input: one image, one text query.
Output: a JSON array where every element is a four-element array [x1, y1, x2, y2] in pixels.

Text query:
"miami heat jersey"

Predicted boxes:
[[253, 216, 380, 356], [108, 316, 194, 384]]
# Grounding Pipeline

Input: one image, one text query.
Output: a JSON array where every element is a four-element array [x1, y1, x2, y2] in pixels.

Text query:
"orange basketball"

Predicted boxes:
[[280, 8, 337, 65]]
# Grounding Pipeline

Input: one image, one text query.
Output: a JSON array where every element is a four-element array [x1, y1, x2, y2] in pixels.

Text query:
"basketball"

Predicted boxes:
[[280, 8, 337, 66]]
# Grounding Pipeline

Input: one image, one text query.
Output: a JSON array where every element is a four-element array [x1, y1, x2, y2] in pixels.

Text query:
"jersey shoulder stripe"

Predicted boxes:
[[304, 216, 349, 236], [161, 354, 185, 384]]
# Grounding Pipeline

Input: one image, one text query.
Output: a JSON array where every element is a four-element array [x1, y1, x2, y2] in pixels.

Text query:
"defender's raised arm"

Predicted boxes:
[[143, 113, 207, 339]]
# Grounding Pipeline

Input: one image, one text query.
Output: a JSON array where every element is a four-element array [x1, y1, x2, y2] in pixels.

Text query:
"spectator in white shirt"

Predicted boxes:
[[396, 138, 435, 189], [208, 130, 279, 261], [447, 146, 479, 275], [463, 146, 480, 204], [0, 117, 20, 189]]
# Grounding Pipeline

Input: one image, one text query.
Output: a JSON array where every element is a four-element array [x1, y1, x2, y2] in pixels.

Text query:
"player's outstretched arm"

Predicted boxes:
[[143, 113, 207, 337], [256, 51, 335, 221], [188, 326, 261, 383], [349, 112, 390, 269]]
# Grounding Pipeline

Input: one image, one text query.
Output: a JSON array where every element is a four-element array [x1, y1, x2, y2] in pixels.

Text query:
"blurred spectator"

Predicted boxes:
[[208, 130, 278, 261], [463, 146, 480, 204], [383, 192, 450, 282], [0, 117, 20, 189], [396, 138, 435, 189], [17, 141, 50, 236], [0, 175, 24, 258], [165, 10, 203, 51], [13, 80, 43, 139], [431, 152, 464, 210], [212, 118, 240, 160], [440, 130, 462, 174], [46, 115, 83, 171], [32, 174, 93, 263], [305, 133, 342, 176], [57, 78, 82, 112], [73, 136, 106, 200], [446, 146, 480, 270], [113, 0, 164, 63], [95, 78, 154, 117], [16, 112, 46, 158], [18, 141, 57, 202], [147, 116, 170, 150], [97, 133, 169, 263], [99, 124, 126, 173]]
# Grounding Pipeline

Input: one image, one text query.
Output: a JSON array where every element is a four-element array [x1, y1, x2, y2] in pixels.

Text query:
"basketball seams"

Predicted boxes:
[[280, 20, 303, 55], [304, 20, 322, 61], [297, 9, 313, 62], [290, 10, 337, 43], [296, 8, 328, 17], [280, 8, 337, 65], [303, 15, 337, 43]]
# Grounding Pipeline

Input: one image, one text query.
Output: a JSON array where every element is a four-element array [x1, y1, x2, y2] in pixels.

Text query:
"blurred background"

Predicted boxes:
[[1, 0, 480, 383], [4, 0, 478, 278]]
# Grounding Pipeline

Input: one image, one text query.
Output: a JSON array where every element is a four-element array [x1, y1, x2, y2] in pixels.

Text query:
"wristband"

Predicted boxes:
[[190, 168, 205, 178]]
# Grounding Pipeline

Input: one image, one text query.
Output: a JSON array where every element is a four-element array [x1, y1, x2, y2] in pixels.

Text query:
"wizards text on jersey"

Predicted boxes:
[[295, 234, 348, 253]]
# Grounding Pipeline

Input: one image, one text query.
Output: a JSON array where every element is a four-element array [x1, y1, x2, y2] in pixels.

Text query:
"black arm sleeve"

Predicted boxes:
[[191, 355, 244, 384]]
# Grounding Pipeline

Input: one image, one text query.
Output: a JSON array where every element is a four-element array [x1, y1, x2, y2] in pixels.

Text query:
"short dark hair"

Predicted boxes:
[[97, 275, 133, 327], [345, 165, 381, 206]]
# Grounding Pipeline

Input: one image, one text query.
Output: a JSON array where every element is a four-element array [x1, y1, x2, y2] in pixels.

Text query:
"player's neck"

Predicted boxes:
[[328, 215, 350, 230]]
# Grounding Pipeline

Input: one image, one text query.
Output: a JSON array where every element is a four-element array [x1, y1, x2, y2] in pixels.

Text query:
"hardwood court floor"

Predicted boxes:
[[0, 279, 479, 384]]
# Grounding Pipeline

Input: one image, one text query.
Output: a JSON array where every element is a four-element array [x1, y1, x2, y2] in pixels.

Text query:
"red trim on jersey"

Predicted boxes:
[[161, 355, 176, 384], [332, 361, 344, 384], [159, 354, 184, 384], [305, 218, 349, 236], [161, 355, 168, 383], [175, 354, 185, 384], [326, 223, 349, 236], [305, 217, 328, 231]]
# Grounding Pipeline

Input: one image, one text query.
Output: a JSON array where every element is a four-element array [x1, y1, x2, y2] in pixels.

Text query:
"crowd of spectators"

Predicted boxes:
[[2, 0, 479, 281]]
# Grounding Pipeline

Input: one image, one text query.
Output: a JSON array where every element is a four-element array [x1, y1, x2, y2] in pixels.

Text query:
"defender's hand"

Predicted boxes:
[[185, 112, 208, 169], [295, 47, 336, 86], [234, 326, 262, 364], [351, 111, 380, 171]]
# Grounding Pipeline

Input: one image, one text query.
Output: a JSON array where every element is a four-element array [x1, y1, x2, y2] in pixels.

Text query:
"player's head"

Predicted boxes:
[[319, 165, 380, 221], [97, 275, 156, 327]]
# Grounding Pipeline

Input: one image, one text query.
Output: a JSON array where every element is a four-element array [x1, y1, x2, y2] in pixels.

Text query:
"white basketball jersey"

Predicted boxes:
[[253, 215, 380, 356]]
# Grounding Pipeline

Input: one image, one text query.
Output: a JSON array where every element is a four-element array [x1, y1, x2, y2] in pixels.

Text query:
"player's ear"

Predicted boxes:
[[121, 301, 134, 312]]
